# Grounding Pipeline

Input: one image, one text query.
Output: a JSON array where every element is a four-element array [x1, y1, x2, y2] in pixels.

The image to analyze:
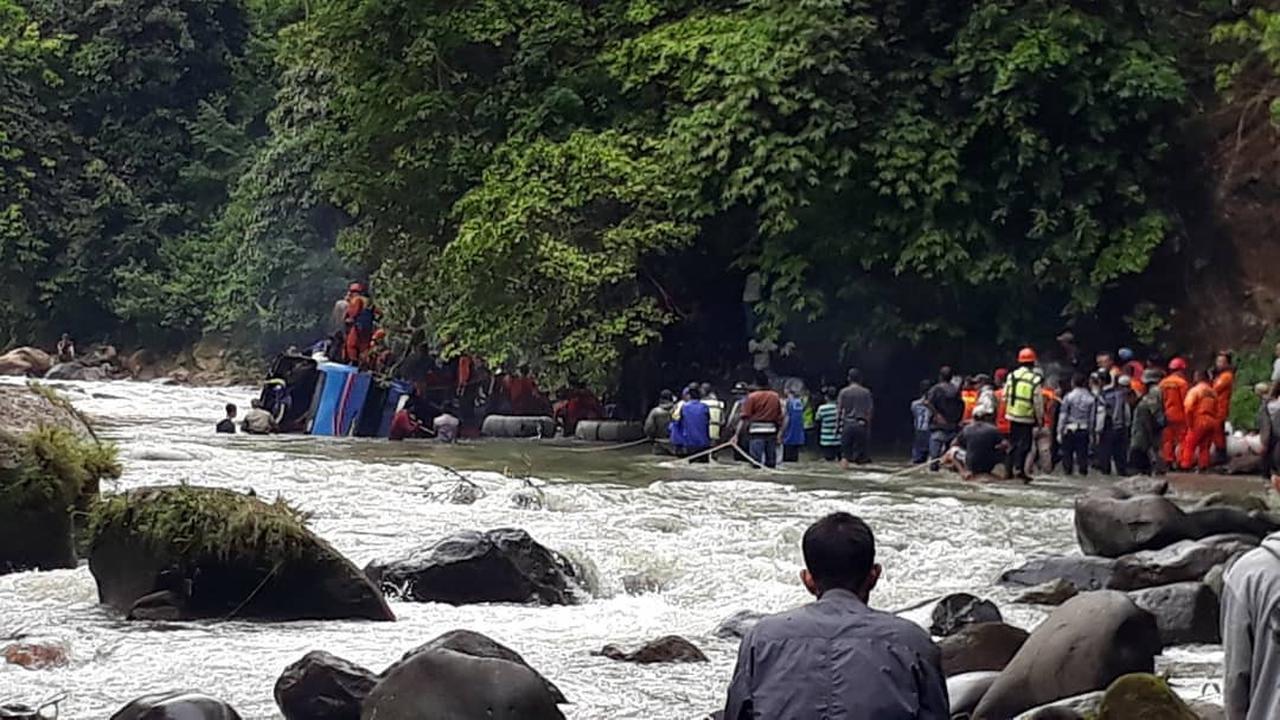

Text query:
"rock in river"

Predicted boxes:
[[930, 592, 1002, 636], [1108, 535, 1258, 591], [1075, 491, 1280, 558], [948, 671, 1002, 718], [362, 646, 566, 720], [1095, 673, 1198, 719], [365, 528, 583, 605], [999, 555, 1118, 591], [392, 629, 567, 705], [1013, 578, 1079, 606], [275, 651, 378, 720], [939, 622, 1029, 677], [89, 486, 394, 622], [109, 692, 242, 720], [1127, 582, 1220, 646], [971, 591, 1161, 720], [596, 636, 708, 664]]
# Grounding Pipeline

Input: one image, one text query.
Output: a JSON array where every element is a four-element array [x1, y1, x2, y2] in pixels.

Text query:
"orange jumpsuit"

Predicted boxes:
[[994, 388, 1011, 435], [1180, 382, 1218, 470], [1159, 373, 1189, 464], [961, 389, 978, 424], [1211, 369, 1234, 455]]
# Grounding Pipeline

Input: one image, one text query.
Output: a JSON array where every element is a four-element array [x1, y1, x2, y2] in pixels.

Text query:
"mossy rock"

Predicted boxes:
[[0, 425, 119, 574], [1095, 673, 1197, 720], [88, 485, 394, 621]]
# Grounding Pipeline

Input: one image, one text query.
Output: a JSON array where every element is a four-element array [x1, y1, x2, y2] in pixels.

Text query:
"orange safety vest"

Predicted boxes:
[[1212, 369, 1234, 423], [1042, 388, 1059, 429], [1160, 374, 1189, 424], [1184, 382, 1218, 423], [961, 389, 978, 423]]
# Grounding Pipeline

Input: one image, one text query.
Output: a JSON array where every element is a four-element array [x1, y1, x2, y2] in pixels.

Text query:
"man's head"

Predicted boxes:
[[60, 333, 70, 342], [250, 399, 263, 410], [699, 382, 715, 399], [659, 389, 675, 404], [1096, 352, 1114, 370], [919, 379, 932, 396], [939, 366, 954, 383], [753, 371, 770, 390], [1215, 351, 1233, 371], [846, 368, 862, 385], [800, 512, 881, 601], [1194, 369, 1211, 384], [824, 386, 838, 403], [687, 386, 702, 401], [994, 367, 1009, 385], [225, 403, 237, 418], [1072, 373, 1088, 390]]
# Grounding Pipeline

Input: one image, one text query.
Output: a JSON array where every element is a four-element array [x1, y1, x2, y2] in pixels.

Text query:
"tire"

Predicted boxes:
[[574, 420, 645, 443], [481, 415, 556, 438]]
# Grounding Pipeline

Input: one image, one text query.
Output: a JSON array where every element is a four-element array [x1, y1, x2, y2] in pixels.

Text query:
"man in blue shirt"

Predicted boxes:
[[676, 386, 712, 462], [910, 379, 932, 463], [723, 512, 949, 719]]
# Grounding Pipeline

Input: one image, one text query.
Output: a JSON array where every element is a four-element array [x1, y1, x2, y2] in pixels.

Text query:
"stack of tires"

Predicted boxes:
[[574, 420, 646, 443], [481, 415, 556, 438]]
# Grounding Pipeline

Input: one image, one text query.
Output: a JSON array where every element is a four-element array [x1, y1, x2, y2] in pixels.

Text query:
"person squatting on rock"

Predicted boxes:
[[723, 512, 949, 719], [1222, 527, 1280, 720]]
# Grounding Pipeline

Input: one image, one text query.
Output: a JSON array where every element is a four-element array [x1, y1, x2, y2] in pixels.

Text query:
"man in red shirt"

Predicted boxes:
[[738, 372, 784, 468], [389, 405, 423, 441]]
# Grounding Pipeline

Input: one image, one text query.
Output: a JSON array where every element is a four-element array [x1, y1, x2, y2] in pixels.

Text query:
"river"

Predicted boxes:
[[0, 379, 1223, 718]]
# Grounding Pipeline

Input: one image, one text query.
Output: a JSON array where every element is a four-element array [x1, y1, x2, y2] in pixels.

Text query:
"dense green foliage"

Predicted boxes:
[[0, 0, 1270, 384]]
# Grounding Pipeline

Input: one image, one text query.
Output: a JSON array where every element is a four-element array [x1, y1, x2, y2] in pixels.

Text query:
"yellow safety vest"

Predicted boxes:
[[1005, 366, 1043, 423]]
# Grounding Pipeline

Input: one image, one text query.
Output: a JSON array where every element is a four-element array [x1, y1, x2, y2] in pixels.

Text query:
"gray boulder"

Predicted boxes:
[[1127, 582, 1220, 646], [109, 692, 242, 720], [1109, 536, 1258, 591], [596, 636, 708, 664], [365, 528, 583, 606], [393, 630, 566, 704], [971, 591, 1161, 720], [998, 555, 1118, 591], [939, 622, 1029, 677], [360, 648, 565, 720], [1011, 691, 1103, 719], [948, 671, 1002, 718], [1013, 579, 1079, 606], [930, 593, 1002, 637], [1074, 492, 1280, 558], [44, 362, 110, 382], [275, 651, 378, 720]]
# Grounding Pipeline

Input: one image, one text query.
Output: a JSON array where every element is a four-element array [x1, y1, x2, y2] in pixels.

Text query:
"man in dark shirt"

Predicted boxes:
[[215, 403, 237, 434], [837, 367, 874, 468], [947, 415, 1006, 480], [926, 366, 964, 470], [724, 512, 948, 719]]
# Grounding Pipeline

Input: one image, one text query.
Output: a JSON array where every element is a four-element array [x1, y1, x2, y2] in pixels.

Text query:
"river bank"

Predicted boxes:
[[0, 378, 1231, 718]]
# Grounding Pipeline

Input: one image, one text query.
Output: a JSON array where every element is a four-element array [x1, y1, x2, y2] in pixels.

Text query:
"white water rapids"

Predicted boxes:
[[0, 379, 1223, 717]]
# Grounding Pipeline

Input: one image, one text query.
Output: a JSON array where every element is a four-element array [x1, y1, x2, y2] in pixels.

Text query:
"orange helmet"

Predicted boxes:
[[1017, 347, 1037, 364], [1168, 357, 1187, 371]]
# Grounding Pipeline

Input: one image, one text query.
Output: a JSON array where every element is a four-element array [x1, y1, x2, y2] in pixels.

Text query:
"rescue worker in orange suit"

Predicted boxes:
[[1159, 357, 1191, 467], [960, 378, 978, 425], [1180, 369, 1218, 471], [365, 328, 393, 373], [993, 368, 1011, 438], [343, 283, 378, 366], [1211, 351, 1235, 462]]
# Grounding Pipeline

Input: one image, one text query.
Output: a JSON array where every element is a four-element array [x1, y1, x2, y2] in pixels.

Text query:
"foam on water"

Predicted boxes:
[[0, 378, 1220, 717]]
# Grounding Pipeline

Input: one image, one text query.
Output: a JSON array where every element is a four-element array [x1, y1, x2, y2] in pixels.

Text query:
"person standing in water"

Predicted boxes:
[[781, 386, 807, 463], [836, 368, 873, 468], [909, 380, 932, 464], [1003, 348, 1044, 480], [739, 373, 783, 469]]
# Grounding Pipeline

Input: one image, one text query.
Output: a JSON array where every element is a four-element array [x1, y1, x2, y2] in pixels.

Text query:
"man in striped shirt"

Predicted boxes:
[[815, 388, 840, 461]]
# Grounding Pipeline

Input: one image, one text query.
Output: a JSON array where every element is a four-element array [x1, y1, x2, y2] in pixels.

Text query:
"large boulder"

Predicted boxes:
[[1109, 536, 1259, 591], [949, 671, 1002, 718], [971, 591, 1161, 720], [0, 347, 52, 377], [89, 486, 394, 622], [1, 421, 118, 575], [1127, 582, 1220, 646], [361, 648, 565, 720], [275, 651, 378, 720], [998, 555, 1118, 591], [1012, 692, 1103, 719], [365, 528, 583, 605], [939, 622, 1029, 677], [1095, 673, 1197, 719], [44, 362, 110, 382], [109, 692, 242, 720], [392, 629, 566, 705], [596, 636, 708, 664], [930, 593, 1002, 636], [1075, 492, 1280, 558]]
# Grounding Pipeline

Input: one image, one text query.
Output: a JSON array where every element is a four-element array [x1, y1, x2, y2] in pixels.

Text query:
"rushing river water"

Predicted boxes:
[[0, 379, 1224, 718]]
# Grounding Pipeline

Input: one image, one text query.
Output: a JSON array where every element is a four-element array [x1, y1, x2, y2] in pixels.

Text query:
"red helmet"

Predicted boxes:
[[348, 282, 366, 293], [1017, 347, 1037, 364], [1169, 357, 1188, 371]]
